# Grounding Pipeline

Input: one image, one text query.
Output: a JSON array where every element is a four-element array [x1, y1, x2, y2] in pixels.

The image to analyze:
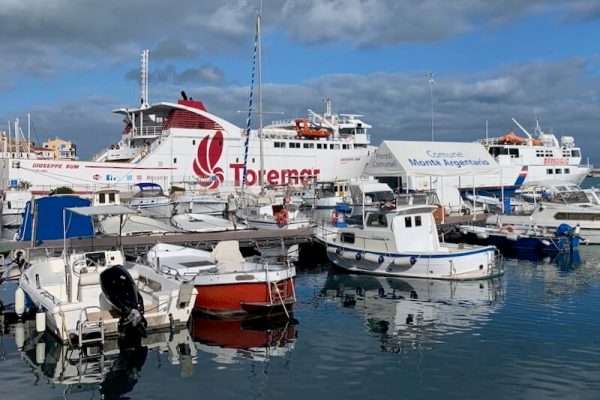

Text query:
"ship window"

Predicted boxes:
[[252, 158, 255, 163], [565, 168, 570, 174], [274, 142, 286, 148], [330, 144, 340, 149], [555, 168, 561, 174], [405, 216, 412, 228], [109, 193, 115, 203], [367, 213, 387, 227], [547, 169, 553, 174], [290, 143, 300, 149], [173, 158, 177, 164], [317, 143, 323, 149], [303, 143, 314, 149], [415, 216, 422, 226], [509, 148, 519, 158], [193, 140, 196, 145], [98, 193, 106, 204], [236, 158, 239, 163], [341, 232, 355, 243], [571, 150, 581, 157], [342, 144, 349, 150]]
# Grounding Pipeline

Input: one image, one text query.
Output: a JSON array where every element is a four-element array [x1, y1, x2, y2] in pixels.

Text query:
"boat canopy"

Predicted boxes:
[[66, 205, 139, 216], [363, 140, 501, 177]]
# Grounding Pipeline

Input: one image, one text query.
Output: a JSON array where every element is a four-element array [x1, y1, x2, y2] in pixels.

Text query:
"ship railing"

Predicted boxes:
[[128, 125, 164, 137]]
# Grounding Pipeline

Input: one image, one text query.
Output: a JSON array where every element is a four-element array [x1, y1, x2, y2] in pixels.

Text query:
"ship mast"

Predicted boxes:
[[257, 10, 265, 192]]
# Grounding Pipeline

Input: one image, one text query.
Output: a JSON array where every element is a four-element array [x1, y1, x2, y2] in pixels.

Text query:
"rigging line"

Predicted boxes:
[[242, 14, 259, 190]]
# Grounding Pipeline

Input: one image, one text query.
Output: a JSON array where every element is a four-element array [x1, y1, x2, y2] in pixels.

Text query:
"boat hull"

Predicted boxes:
[[323, 244, 500, 280], [193, 278, 295, 316]]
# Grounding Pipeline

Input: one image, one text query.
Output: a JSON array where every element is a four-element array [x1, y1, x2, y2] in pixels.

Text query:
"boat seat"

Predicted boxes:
[[78, 271, 104, 304]]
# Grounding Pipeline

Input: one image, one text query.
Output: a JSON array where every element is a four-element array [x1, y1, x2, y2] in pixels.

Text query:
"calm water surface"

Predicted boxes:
[[2, 246, 600, 399]]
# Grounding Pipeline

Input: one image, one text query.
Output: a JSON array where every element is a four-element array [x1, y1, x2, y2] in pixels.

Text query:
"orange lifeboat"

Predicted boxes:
[[295, 118, 331, 139], [497, 131, 526, 145]]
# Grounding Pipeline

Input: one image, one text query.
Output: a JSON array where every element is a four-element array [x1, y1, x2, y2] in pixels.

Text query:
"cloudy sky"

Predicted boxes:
[[1, 0, 599, 162]]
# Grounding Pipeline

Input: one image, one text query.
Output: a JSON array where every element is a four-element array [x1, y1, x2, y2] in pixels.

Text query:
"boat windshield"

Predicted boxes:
[[396, 192, 440, 206], [547, 190, 590, 205]]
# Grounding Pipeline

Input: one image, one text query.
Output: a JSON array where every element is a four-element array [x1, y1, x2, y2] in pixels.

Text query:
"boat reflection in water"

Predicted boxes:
[[17, 323, 196, 397], [322, 270, 505, 353], [191, 313, 297, 364]]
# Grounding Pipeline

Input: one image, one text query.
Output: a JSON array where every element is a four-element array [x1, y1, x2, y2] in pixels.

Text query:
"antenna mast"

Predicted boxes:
[[140, 49, 149, 108]]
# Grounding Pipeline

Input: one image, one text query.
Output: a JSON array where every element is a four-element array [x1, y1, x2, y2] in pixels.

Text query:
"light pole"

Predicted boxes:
[[427, 72, 435, 142]]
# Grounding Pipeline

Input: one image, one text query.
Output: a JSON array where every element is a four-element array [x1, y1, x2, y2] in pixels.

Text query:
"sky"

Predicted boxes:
[[0, 0, 599, 162]]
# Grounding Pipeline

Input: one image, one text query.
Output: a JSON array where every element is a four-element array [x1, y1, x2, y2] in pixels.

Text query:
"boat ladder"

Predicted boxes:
[[73, 345, 107, 385], [78, 308, 105, 347], [269, 280, 294, 320]]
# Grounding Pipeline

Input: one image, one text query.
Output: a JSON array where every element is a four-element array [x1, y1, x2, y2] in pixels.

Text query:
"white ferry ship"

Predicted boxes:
[[0, 95, 376, 195], [409, 118, 590, 195]]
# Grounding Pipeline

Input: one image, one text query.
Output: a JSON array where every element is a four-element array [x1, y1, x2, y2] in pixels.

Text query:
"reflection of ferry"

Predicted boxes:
[[191, 314, 297, 364], [0, 53, 375, 193], [17, 325, 196, 396], [322, 271, 504, 352]]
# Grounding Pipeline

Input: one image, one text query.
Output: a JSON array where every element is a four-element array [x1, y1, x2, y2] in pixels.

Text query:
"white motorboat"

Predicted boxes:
[[171, 212, 243, 232], [145, 241, 296, 317], [127, 182, 173, 219], [487, 184, 600, 244], [301, 180, 352, 209], [172, 192, 227, 215], [316, 205, 502, 280], [1, 187, 31, 228], [17, 247, 196, 344], [236, 201, 313, 230], [16, 205, 196, 345]]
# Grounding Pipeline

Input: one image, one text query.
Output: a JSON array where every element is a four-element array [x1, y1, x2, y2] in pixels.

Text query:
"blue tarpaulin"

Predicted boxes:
[[16, 195, 94, 242]]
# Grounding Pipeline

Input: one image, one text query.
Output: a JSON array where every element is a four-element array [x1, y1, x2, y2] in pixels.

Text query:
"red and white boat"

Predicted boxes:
[[145, 241, 296, 317]]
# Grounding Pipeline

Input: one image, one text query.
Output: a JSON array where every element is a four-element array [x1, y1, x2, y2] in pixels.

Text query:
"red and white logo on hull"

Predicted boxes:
[[192, 131, 225, 189]]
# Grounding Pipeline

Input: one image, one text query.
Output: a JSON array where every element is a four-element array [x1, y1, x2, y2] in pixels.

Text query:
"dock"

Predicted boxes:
[[1, 212, 489, 258]]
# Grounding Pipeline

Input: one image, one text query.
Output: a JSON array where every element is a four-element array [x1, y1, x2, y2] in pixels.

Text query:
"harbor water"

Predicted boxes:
[[1, 245, 600, 399]]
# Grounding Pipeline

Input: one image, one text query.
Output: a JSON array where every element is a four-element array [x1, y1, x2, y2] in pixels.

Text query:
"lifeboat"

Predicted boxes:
[[295, 118, 331, 139], [497, 131, 526, 145]]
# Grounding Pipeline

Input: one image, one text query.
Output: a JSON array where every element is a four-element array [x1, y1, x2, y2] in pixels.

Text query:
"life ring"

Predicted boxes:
[[277, 209, 289, 227], [284, 196, 292, 205], [140, 150, 148, 158], [331, 210, 339, 224]]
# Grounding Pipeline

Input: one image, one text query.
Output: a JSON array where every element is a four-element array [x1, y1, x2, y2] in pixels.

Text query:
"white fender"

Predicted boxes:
[[15, 287, 25, 317], [506, 232, 520, 241], [363, 253, 383, 263], [476, 232, 489, 240], [341, 251, 358, 260], [36, 311, 46, 333], [393, 258, 413, 267], [540, 239, 551, 246]]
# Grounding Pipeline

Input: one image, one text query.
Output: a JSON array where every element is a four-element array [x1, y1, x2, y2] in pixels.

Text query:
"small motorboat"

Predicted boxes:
[[457, 223, 581, 255], [145, 241, 296, 317], [315, 205, 502, 280], [16, 248, 197, 345]]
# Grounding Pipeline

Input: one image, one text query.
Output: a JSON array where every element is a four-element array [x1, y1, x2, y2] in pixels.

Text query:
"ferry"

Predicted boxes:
[[0, 57, 376, 195], [408, 118, 591, 195]]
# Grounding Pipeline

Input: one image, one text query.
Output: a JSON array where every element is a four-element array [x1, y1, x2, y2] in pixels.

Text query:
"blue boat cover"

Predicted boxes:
[[16, 195, 94, 242]]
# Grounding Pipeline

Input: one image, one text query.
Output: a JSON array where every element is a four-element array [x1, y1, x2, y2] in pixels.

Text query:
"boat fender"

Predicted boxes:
[[15, 287, 25, 317], [335, 247, 343, 255], [574, 225, 581, 235], [35, 311, 46, 333], [331, 210, 338, 225], [541, 239, 551, 247], [410, 256, 417, 265], [378, 255, 385, 264], [476, 232, 489, 240], [140, 150, 148, 158], [342, 251, 357, 260], [355, 252, 363, 261], [277, 209, 289, 227], [506, 232, 520, 241]]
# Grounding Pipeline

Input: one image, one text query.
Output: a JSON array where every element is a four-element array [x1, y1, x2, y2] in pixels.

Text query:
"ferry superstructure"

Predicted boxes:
[[0, 95, 376, 194]]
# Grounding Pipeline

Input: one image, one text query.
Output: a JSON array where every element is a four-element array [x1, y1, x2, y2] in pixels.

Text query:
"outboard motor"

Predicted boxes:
[[100, 265, 147, 338]]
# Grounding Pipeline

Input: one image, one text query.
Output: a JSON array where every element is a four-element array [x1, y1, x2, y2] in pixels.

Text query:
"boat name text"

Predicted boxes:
[[230, 163, 320, 186], [543, 158, 569, 165]]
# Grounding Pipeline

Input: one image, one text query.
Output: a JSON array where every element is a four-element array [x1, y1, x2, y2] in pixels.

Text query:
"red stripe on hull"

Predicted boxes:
[[194, 278, 295, 315]]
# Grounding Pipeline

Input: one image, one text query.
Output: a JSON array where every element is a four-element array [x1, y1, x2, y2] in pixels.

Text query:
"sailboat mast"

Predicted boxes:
[[257, 11, 265, 191]]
